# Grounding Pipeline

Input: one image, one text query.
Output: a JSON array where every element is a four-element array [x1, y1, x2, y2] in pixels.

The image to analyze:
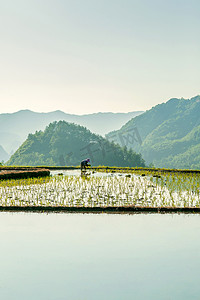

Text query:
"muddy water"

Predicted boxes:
[[0, 213, 200, 300]]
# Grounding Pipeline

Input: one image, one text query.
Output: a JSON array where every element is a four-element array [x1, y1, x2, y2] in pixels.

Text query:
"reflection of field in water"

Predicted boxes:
[[0, 170, 200, 208], [50, 169, 122, 177]]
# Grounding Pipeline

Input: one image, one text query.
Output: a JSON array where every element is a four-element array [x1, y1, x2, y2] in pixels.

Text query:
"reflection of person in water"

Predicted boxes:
[[81, 158, 91, 171]]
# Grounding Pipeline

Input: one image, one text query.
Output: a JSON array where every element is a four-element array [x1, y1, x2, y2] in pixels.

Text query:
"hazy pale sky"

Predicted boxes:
[[0, 0, 199, 114]]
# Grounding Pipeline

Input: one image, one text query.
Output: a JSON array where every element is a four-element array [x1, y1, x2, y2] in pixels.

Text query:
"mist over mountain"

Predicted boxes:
[[0, 145, 9, 162], [7, 121, 145, 167], [0, 109, 143, 160], [106, 96, 200, 169]]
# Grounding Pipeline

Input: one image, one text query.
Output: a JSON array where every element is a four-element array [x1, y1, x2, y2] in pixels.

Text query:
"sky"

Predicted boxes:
[[0, 0, 199, 114]]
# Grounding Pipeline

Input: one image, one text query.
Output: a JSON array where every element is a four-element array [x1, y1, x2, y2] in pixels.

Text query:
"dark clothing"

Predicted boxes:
[[81, 159, 90, 169]]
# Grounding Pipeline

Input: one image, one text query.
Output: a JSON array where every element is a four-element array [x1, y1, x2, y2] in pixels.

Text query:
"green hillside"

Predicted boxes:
[[0, 109, 143, 156], [7, 121, 145, 167], [106, 96, 200, 169]]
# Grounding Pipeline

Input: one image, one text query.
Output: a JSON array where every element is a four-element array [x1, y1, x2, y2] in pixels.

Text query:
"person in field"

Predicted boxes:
[[81, 158, 91, 171]]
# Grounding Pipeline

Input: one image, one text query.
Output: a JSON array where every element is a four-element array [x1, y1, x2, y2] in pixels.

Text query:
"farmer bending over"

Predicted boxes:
[[81, 158, 91, 171]]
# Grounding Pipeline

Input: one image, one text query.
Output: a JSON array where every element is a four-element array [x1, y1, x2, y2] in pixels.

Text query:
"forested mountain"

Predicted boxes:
[[7, 121, 145, 167], [106, 96, 200, 169], [0, 109, 143, 158]]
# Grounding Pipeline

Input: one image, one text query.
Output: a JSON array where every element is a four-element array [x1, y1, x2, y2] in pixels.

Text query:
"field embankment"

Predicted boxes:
[[0, 168, 50, 180], [2, 166, 200, 174], [0, 205, 200, 214]]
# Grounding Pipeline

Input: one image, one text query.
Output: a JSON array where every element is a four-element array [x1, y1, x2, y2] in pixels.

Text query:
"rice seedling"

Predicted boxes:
[[0, 170, 200, 209]]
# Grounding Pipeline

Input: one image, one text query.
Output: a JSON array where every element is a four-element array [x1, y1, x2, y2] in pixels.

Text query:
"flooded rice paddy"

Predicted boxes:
[[0, 212, 200, 300], [0, 170, 200, 208], [1, 171, 200, 299]]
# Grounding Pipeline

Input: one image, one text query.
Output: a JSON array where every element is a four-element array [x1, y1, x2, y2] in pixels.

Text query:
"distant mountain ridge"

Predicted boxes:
[[0, 109, 143, 160], [106, 96, 200, 169]]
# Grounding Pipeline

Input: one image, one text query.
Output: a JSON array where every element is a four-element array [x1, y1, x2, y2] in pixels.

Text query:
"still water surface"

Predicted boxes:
[[0, 213, 200, 300]]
